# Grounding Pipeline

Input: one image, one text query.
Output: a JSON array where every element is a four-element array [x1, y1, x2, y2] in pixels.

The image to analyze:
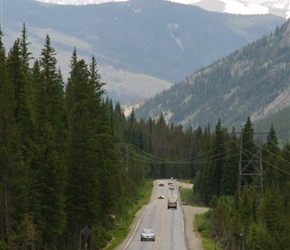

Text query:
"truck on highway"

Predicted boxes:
[[167, 195, 177, 209]]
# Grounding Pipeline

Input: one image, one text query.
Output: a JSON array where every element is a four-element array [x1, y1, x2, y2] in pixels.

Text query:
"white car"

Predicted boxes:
[[158, 181, 165, 186], [141, 228, 155, 241], [157, 194, 165, 199]]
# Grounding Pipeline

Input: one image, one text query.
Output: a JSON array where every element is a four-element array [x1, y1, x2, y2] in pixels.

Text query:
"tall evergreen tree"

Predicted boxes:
[[6, 36, 34, 248], [30, 34, 67, 249], [210, 119, 226, 197], [65, 54, 102, 249], [65, 53, 124, 249], [263, 125, 280, 187], [0, 27, 16, 247], [221, 127, 240, 196]]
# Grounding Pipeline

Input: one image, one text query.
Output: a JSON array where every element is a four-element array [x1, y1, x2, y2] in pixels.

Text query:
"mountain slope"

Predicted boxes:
[[135, 19, 290, 139], [35, 0, 290, 19], [2, 0, 285, 104]]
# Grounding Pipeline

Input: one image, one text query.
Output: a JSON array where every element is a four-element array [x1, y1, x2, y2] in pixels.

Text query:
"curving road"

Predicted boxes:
[[117, 179, 187, 250]]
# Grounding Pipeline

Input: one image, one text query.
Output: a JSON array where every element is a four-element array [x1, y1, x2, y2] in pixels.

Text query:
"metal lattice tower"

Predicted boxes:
[[238, 133, 265, 199], [115, 143, 130, 173]]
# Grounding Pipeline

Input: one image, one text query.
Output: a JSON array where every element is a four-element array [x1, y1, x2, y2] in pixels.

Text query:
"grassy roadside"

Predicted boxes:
[[180, 187, 221, 250], [194, 212, 222, 250], [105, 179, 154, 250]]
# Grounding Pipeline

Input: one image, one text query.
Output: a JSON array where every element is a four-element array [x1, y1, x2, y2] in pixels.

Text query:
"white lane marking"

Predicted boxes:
[[123, 180, 158, 249], [123, 204, 148, 250], [181, 205, 184, 232]]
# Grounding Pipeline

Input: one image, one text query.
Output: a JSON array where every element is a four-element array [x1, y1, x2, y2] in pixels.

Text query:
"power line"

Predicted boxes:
[[231, 140, 290, 175]]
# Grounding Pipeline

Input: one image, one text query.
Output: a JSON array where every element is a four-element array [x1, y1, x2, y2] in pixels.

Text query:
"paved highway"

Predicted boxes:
[[121, 179, 187, 250]]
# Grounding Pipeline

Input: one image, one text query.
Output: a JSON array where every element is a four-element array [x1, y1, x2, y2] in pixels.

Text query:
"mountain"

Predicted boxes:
[[1, 0, 285, 104], [135, 19, 290, 142], [35, 0, 290, 19]]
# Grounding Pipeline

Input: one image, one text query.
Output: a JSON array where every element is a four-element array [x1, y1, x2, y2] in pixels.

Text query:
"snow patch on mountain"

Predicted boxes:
[[166, 0, 269, 15], [221, 0, 268, 14]]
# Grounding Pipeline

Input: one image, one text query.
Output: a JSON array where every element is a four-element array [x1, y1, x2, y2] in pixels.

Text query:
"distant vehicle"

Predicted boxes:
[[168, 197, 177, 209], [141, 228, 155, 241], [169, 186, 175, 191], [168, 181, 173, 185], [171, 177, 173, 180], [158, 194, 165, 199], [158, 181, 165, 186]]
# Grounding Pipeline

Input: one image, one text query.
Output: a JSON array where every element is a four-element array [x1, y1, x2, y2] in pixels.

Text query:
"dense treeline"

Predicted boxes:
[[193, 118, 290, 249], [1, 24, 290, 250], [0, 25, 135, 249], [0, 24, 196, 249]]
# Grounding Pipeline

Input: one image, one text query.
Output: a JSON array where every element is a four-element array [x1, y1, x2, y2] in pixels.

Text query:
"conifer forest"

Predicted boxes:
[[1, 24, 290, 249]]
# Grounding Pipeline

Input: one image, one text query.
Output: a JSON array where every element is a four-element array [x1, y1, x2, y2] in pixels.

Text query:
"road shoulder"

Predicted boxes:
[[176, 181, 209, 250]]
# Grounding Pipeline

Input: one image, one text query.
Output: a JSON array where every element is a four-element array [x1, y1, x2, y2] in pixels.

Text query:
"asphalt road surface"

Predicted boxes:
[[114, 179, 208, 250]]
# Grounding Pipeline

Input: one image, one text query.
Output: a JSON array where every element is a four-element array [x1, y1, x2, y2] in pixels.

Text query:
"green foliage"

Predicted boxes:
[[194, 211, 223, 250], [0, 241, 5, 250], [195, 212, 211, 237], [180, 188, 194, 205]]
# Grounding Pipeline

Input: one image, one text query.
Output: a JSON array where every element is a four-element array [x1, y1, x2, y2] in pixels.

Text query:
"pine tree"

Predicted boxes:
[[6, 36, 34, 248], [65, 53, 124, 248], [263, 125, 280, 187], [210, 119, 226, 197], [30, 34, 67, 249], [65, 54, 102, 249], [0, 27, 16, 247], [221, 127, 240, 196]]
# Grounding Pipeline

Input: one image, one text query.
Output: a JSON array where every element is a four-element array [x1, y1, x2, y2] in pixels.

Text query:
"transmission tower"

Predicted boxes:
[[238, 133, 266, 199], [115, 143, 130, 174]]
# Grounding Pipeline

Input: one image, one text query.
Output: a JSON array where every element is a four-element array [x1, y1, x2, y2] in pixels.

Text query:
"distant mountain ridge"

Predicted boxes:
[[2, 0, 285, 104], [134, 18, 290, 141], [35, 0, 290, 18]]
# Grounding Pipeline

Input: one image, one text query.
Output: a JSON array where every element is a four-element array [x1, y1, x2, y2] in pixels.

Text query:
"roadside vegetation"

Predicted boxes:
[[194, 212, 222, 250], [180, 185, 218, 249], [106, 180, 153, 250], [180, 187, 194, 206]]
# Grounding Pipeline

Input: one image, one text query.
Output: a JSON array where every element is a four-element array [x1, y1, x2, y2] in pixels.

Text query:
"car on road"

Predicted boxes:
[[168, 197, 177, 209], [157, 194, 165, 199], [158, 181, 165, 186], [140, 228, 155, 241]]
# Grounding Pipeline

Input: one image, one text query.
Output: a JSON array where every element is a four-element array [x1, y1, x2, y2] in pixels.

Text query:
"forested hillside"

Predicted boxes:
[[1, 24, 290, 250], [135, 18, 290, 143], [2, 0, 285, 103]]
